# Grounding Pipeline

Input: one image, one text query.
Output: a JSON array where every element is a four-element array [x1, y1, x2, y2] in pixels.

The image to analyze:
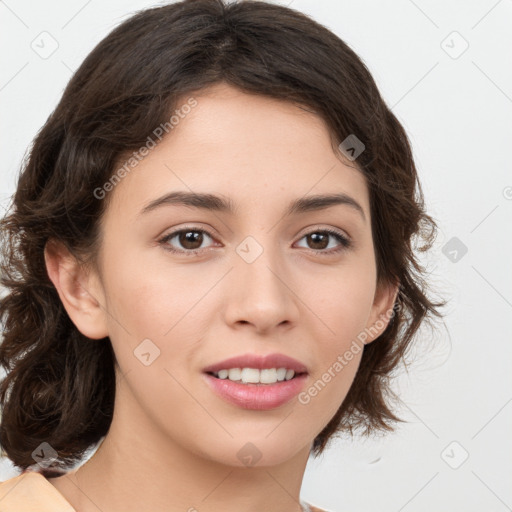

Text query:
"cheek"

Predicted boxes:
[[307, 267, 375, 349], [301, 353, 362, 419], [102, 257, 221, 398], [298, 267, 373, 419], [299, 337, 363, 434], [104, 255, 210, 341]]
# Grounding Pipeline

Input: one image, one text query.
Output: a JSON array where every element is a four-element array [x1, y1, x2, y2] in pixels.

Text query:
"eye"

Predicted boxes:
[[158, 227, 217, 255], [158, 226, 352, 257], [295, 228, 352, 255]]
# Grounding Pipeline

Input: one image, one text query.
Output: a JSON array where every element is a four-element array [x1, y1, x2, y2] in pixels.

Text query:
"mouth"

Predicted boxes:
[[201, 353, 309, 409], [202, 368, 309, 410], [205, 367, 308, 385]]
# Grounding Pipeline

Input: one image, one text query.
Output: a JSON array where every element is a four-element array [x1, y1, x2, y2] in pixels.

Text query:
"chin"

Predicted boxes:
[[195, 434, 310, 468]]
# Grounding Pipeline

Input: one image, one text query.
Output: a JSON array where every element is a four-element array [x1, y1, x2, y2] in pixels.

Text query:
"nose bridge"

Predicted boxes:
[[225, 233, 298, 331], [237, 233, 287, 299]]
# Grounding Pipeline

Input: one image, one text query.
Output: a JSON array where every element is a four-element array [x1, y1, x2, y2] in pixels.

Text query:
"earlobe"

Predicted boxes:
[[363, 280, 400, 345], [44, 238, 109, 340]]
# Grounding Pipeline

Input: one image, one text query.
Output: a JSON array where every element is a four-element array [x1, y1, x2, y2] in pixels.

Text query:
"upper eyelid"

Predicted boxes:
[[162, 224, 349, 237]]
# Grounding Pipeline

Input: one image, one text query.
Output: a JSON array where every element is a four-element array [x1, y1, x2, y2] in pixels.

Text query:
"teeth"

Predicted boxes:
[[228, 368, 241, 381], [285, 369, 295, 381], [276, 368, 287, 381], [241, 368, 260, 383], [213, 367, 297, 384], [217, 369, 229, 379], [260, 368, 277, 384]]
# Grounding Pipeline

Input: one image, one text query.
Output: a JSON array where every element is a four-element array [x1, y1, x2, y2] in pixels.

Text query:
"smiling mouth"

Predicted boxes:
[[203, 367, 309, 410], [205, 368, 307, 385]]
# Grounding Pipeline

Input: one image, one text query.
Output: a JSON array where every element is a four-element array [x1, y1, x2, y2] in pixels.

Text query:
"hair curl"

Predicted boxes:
[[0, 0, 445, 476]]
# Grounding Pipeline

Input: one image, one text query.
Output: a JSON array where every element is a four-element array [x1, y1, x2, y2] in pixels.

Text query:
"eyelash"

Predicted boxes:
[[158, 225, 352, 257]]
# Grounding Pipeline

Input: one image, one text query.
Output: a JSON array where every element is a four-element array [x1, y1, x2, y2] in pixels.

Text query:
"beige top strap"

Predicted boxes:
[[0, 471, 77, 512]]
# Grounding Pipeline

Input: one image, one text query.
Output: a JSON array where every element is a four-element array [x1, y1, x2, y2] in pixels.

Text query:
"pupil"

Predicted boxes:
[[309, 233, 328, 250], [181, 231, 202, 249]]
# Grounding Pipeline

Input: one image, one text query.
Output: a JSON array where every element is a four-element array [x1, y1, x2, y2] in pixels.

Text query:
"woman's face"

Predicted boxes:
[[77, 82, 396, 467]]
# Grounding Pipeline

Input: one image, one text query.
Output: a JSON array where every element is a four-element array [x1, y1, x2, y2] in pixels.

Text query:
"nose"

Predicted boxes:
[[223, 243, 300, 334]]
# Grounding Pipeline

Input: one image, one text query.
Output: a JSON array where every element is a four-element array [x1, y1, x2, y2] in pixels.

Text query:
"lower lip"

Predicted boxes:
[[203, 373, 308, 410]]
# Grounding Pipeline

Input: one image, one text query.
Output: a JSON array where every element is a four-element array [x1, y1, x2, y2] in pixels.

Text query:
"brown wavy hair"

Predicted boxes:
[[0, 0, 445, 476]]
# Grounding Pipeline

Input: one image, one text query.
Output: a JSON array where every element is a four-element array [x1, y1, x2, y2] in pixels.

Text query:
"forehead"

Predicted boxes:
[[103, 83, 370, 223]]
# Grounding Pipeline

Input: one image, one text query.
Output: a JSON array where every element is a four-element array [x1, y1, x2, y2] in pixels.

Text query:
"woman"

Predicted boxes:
[[0, 0, 444, 510]]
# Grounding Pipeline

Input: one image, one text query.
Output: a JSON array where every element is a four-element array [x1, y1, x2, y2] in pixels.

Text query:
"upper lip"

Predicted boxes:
[[202, 353, 308, 374]]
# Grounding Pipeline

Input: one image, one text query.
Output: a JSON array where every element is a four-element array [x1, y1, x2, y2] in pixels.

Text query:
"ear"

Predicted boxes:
[[362, 279, 400, 345], [44, 238, 109, 340]]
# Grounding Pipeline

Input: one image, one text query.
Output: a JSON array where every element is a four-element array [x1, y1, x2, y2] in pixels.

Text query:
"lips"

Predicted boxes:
[[202, 353, 309, 410], [203, 372, 308, 410], [202, 352, 308, 374]]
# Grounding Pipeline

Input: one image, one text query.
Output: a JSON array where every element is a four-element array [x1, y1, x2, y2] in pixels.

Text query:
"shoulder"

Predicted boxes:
[[0, 471, 76, 511]]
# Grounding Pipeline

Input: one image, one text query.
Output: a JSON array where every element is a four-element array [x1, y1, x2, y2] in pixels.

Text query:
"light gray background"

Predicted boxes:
[[1, 1, 511, 511]]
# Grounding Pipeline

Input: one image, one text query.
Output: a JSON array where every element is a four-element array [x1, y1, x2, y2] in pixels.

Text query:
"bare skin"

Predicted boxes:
[[44, 82, 398, 512]]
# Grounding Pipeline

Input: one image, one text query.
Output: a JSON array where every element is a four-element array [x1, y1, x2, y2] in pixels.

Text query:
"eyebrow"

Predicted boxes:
[[139, 191, 366, 222]]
